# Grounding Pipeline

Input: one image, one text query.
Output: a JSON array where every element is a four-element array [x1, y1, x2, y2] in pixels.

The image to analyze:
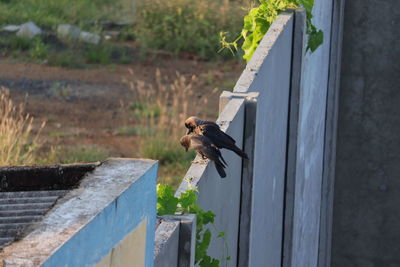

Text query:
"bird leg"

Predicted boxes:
[[192, 153, 208, 164], [192, 159, 208, 164]]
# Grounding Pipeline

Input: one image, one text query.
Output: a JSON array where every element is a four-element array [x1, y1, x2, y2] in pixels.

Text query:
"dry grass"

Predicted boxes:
[[123, 69, 219, 186], [0, 87, 45, 166]]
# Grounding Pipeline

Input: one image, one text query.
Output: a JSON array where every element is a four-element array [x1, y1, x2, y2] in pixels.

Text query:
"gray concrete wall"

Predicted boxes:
[[168, 4, 341, 266], [234, 13, 294, 267], [176, 97, 245, 267], [290, 0, 336, 266], [331, 1, 400, 266]]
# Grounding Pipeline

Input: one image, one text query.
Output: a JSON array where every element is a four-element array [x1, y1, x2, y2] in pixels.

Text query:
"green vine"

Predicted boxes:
[[220, 0, 323, 62], [157, 183, 230, 267]]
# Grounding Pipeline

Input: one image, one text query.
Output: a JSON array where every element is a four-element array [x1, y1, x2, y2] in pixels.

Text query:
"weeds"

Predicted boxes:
[[134, 0, 246, 59], [0, 87, 45, 166]]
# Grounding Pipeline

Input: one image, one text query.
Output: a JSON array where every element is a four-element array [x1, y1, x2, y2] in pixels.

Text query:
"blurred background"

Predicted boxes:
[[0, 0, 251, 188]]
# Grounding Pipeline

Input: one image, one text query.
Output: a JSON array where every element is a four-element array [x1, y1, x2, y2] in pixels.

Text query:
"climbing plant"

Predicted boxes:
[[157, 183, 230, 267], [220, 0, 323, 61]]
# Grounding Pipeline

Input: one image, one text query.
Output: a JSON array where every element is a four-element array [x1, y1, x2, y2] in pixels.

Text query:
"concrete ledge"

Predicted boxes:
[[0, 158, 158, 267], [0, 163, 98, 191]]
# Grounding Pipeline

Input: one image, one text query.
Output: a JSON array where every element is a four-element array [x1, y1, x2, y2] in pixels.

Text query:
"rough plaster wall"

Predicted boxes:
[[290, 0, 333, 266], [96, 219, 147, 267], [331, 1, 400, 266], [245, 15, 293, 267]]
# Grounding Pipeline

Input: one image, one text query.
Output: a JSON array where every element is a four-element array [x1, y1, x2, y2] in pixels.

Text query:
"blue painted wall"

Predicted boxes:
[[42, 163, 158, 267]]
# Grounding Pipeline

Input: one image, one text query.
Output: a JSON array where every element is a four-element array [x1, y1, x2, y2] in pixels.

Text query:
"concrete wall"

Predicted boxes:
[[176, 97, 245, 267], [1, 159, 158, 267], [234, 13, 294, 267], [331, 1, 400, 266], [44, 159, 158, 267], [165, 3, 343, 266], [290, 0, 335, 266]]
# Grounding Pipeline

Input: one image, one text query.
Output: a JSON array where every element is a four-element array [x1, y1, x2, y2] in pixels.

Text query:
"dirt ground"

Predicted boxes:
[[0, 57, 243, 160]]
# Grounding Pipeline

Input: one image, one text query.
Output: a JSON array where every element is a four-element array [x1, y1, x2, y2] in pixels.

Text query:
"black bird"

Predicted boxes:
[[184, 116, 248, 159], [180, 134, 227, 178]]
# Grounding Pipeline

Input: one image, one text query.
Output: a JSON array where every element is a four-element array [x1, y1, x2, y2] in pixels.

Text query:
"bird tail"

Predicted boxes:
[[214, 162, 226, 178], [219, 153, 228, 166], [232, 146, 248, 159]]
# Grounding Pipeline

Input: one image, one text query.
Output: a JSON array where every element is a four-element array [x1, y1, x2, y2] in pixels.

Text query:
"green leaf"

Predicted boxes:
[[217, 231, 226, 238], [202, 210, 216, 224], [199, 255, 220, 267], [178, 189, 198, 212], [156, 184, 179, 216], [195, 229, 212, 262], [306, 25, 323, 52]]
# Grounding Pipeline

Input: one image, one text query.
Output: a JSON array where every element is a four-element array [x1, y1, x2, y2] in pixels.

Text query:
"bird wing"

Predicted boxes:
[[200, 124, 236, 146], [198, 119, 220, 128], [190, 134, 227, 178], [191, 135, 226, 167]]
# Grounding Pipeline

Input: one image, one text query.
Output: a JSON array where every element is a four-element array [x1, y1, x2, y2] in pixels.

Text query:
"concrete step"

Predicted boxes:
[[0, 237, 14, 247], [0, 190, 68, 198], [0, 222, 30, 229], [0, 196, 59, 204], [0, 216, 42, 224], [0, 209, 48, 217], [0, 202, 55, 211]]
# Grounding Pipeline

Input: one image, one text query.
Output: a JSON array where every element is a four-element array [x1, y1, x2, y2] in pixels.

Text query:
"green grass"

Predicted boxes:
[[38, 145, 111, 164], [0, 0, 135, 67], [59, 145, 111, 163], [0, 33, 133, 67], [0, 0, 127, 32], [134, 0, 246, 60], [142, 135, 195, 187], [115, 125, 154, 136], [0, 0, 246, 64]]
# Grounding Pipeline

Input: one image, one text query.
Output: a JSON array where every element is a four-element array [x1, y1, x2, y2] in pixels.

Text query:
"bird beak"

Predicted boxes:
[[186, 129, 192, 135]]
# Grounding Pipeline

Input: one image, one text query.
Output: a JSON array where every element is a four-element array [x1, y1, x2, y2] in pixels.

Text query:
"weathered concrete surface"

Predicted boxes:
[[159, 214, 197, 267], [236, 13, 293, 267], [331, 1, 400, 266], [154, 220, 180, 267], [0, 158, 158, 267], [176, 97, 245, 267], [0, 163, 97, 191], [290, 0, 334, 265], [96, 219, 148, 267], [282, 9, 306, 267]]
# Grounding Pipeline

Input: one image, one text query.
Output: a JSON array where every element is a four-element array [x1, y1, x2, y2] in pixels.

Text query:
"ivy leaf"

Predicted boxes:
[[156, 184, 179, 216], [202, 210, 216, 224], [217, 231, 226, 238], [199, 255, 220, 267], [178, 189, 198, 212], [195, 229, 212, 263], [306, 24, 323, 52]]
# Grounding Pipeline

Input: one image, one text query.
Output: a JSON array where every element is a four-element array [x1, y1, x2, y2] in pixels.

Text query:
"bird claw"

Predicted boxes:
[[192, 159, 208, 164]]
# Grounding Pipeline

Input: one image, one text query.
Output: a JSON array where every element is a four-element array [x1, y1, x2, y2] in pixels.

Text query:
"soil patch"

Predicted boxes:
[[0, 58, 243, 160]]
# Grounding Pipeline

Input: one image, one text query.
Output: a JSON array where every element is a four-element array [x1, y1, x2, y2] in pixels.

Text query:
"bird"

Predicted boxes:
[[180, 134, 227, 178], [184, 116, 248, 159]]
